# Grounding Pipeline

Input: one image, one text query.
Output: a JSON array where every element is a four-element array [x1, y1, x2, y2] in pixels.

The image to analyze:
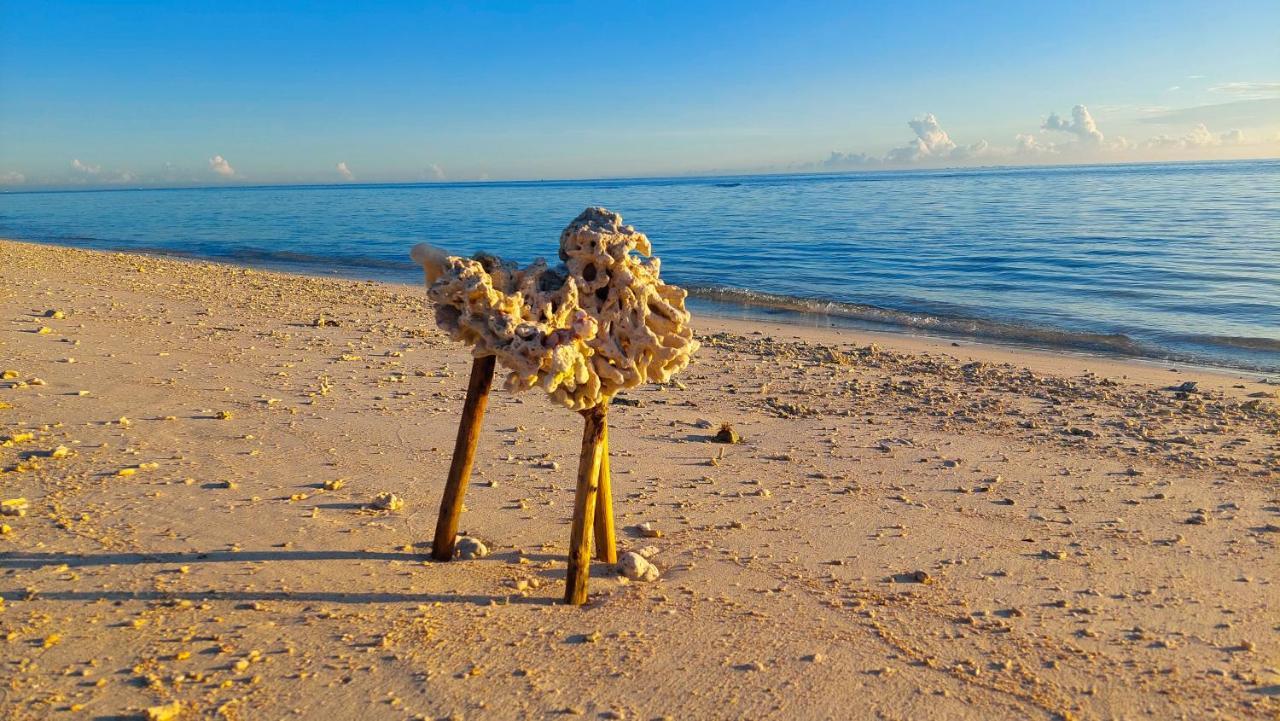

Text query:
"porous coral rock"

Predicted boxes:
[[412, 208, 698, 411]]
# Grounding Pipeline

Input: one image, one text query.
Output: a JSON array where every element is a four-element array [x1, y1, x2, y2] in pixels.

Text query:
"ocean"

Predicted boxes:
[[3, 160, 1278, 372]]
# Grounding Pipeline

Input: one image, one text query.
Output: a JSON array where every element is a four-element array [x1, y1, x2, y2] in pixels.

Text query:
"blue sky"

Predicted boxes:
[[1, 1, 1277, 187]]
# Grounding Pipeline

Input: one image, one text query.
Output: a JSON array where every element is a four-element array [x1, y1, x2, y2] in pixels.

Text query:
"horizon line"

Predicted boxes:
[[2, 155, 1277, 196]]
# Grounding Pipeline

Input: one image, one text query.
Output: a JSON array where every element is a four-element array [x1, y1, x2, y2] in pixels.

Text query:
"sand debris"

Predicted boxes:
[[617, 551, 660, 582], [145, 700, 182, 721], [1, 498, 29, 517], [711, 423, 740, 444], [455, 536, 489, 560], [371, 492, 403, 511]]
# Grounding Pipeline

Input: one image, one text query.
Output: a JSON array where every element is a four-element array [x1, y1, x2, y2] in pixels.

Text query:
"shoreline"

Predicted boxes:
[[2, 238, 1278, 720], [7, 237, 1278, 379]]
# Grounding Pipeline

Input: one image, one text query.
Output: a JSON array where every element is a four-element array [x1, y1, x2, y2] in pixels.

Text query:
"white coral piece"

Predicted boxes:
[[617, 551, 660, 582], [411, 207, 699, 411]]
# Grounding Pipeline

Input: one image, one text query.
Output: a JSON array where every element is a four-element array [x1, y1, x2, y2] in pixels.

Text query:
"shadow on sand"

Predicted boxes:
[[0, 549, 581, 607]]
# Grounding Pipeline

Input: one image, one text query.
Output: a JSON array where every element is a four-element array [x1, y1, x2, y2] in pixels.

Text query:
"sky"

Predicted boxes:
[[1, 1, 1278, 188]]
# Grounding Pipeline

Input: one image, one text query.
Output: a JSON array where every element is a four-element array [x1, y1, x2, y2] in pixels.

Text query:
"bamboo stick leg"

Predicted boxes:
[[592, 417, 617, 564], [565, 405, 607, 605], [431, 354, 497, 561]]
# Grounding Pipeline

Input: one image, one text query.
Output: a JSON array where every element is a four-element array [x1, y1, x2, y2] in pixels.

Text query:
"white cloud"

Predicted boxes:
[[822, 114, 996, 169], [427, 163, 445, 180], [208, 155, 235, 178], [886, 113, 958, 163], [1209, 81, 1280, 99], [1042, 105, 1105, 145], [336, 161, 354, 181], [0, 170, 25, 185], [1014, 133, 1052, 156], [821, 151, 879, 168], [1146, 123, 1244, 149], [71, 158, 101, 175], [808, 101, 1275, 172]]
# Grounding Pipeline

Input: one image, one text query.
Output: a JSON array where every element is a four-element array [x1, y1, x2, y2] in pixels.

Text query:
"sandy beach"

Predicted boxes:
[[2, 238, 1278, 720]]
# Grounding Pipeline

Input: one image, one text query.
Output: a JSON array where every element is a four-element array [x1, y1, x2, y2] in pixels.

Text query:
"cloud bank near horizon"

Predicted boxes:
[[2, 97, 1278, 187], [815, 101, 1274, 172]]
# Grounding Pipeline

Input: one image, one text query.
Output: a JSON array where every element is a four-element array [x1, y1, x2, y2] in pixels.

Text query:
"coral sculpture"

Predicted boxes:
[[411, 207, 698, 410]]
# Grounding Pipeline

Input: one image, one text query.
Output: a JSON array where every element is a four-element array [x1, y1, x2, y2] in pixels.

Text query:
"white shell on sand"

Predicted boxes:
[[411, 208, 698, 411]]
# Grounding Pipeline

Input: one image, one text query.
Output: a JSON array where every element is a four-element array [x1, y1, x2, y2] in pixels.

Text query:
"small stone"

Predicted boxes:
[[1041, 549, 1068, 560], [637, 522, 664, 538], [322, 478, 346, 491], [711, 423, 740, 444], [146, 701, 182, 721], [215, 410, 233, 420], [0, 498, 28, 517], [455, 536, 489, 560], [617, 551, 660, 582], [371, 492, 403, 511], [906, 570, 934, 584]]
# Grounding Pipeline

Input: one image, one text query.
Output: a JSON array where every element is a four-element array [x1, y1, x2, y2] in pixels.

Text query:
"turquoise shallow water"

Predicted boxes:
[[3, 160, 1278, 371]]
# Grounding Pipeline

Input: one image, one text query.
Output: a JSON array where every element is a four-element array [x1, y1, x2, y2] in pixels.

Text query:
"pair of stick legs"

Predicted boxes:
[[431, 355, 617, 605]]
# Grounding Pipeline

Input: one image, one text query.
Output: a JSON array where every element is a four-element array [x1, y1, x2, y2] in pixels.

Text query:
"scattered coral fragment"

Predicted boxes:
[[712, 423, 740, 444], [0, 498, 28, 517], [455, 536, 489, 560], [145, 701, 182, 721], [617, 551, 660, 582], [2, 431, 34, 446], [371, 492, 403, 511]]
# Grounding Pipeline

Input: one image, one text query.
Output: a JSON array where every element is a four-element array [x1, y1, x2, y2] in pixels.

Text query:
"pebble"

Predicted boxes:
[[711, 424, 741, 444], [146, 701, 182, 721], [617, 552, 660, 582], [371, 492, 403, 511], [455, 536, 489, 560]]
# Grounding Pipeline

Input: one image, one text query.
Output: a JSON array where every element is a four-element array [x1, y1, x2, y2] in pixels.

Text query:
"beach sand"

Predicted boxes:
[[2, 238, 1277, 720]]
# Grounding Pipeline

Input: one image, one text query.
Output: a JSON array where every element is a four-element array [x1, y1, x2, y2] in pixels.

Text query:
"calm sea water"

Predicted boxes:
[[3, 160, 1279, 372]]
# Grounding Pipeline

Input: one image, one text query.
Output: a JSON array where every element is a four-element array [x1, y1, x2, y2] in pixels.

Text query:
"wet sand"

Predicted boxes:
[[2, 239, 1278, 720]]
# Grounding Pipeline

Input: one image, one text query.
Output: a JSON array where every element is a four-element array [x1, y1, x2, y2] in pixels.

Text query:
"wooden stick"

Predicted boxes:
[[565, 404, 606, 605], [431, 354, 497, 561], [592, 416, 617, 564]]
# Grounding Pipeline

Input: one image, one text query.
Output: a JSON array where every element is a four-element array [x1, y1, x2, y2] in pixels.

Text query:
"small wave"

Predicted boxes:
[[686, 285, 1150, 355], [1175, 334, 1280, 353], [220, 247, 420, 271], [713, 182, 742, 188]]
